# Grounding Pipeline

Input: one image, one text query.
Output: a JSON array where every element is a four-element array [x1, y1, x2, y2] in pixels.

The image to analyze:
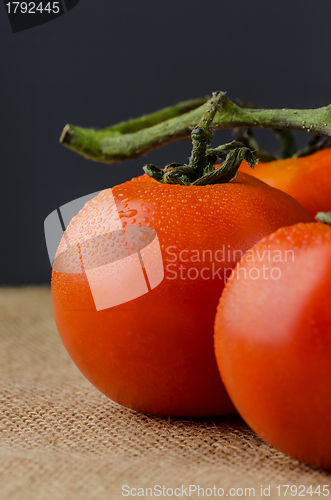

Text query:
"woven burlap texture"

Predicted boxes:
[[0, 287, 330, 500]]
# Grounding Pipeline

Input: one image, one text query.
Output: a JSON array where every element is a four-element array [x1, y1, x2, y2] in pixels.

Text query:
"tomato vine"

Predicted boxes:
[[59, 91, 331, 163]]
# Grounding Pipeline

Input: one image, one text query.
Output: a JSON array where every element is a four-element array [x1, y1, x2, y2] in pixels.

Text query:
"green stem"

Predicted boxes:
[[188, 91, 226, 177], [60, 94, 331, 163], [315, 212, 331, 225], [104, 97, 207, 134], [293, 136, 331, 158]]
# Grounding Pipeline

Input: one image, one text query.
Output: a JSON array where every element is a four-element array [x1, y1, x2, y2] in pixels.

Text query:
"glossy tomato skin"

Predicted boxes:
[[214, 222, 331, 468], [239, 148, 331, 217], [52, 172, 313, 417]]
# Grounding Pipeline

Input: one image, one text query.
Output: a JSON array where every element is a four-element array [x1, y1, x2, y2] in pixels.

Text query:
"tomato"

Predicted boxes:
[[239, 148, 331, 217], [214, 221, 331, 469], [51, 172, 313, 417]]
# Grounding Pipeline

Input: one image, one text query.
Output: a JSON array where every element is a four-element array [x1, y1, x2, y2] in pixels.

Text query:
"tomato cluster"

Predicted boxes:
[[52, 115, 331, 469]]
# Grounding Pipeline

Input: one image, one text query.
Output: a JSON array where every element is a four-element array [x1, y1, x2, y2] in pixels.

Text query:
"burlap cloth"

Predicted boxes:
[[0, 287, 330, 499]]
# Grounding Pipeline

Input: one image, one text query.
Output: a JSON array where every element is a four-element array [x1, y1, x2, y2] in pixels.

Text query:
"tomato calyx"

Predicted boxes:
[[143, 91, 258, 186], [315, 211, 331, 225]]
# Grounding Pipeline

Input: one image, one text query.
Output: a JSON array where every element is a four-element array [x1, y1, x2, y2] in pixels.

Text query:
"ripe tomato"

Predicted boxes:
[[239, 148, 331, 217], [52, 172, 313, 417], [214, 221, 331, 469]]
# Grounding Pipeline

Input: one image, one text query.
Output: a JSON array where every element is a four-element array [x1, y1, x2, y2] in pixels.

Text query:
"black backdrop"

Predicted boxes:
[[1, 0, 331, 284]]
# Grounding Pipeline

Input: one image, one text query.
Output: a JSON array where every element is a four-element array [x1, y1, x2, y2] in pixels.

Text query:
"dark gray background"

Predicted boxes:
[[1, 0, 331, 284]]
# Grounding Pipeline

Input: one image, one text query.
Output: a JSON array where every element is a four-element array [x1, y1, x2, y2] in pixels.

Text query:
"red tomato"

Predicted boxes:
[[239, 148, 331, 217], [214, 221, 331, 469], [52, 172, 313, 417]]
